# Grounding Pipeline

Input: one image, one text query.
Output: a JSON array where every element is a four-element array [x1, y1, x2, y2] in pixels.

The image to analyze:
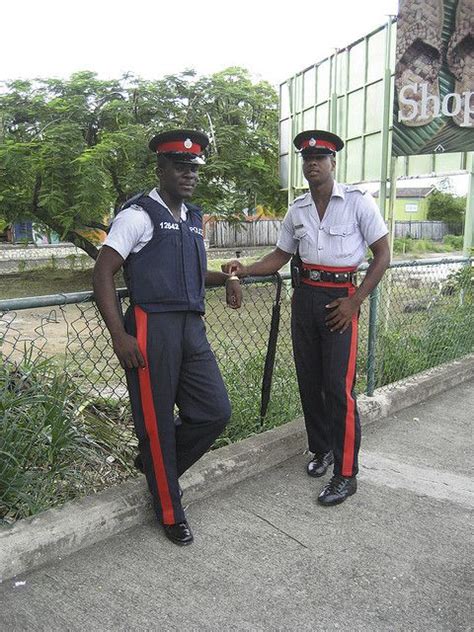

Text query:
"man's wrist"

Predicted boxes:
[[352, 292, 365, 307], [111, 328, 128, 342]]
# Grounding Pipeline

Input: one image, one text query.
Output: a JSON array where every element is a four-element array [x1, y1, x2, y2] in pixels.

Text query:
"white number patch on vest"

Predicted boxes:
[[189, 226, 204, 236], [159, 221, 180, 231]]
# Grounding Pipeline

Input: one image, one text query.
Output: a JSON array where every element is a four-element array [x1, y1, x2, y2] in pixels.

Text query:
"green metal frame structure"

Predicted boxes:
[[279, 17, 473, 254]]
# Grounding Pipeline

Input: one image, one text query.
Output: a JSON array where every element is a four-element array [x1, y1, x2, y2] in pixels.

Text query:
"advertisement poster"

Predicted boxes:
[[393, 0, 474, 156]]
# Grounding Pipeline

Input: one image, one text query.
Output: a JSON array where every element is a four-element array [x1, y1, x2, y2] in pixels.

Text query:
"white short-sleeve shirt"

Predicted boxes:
[[103, 188, 188, 260], [276, 182, 388, 267]]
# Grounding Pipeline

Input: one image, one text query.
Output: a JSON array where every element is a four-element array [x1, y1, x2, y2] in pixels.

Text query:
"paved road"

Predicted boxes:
[[1, 381, 472, 631]]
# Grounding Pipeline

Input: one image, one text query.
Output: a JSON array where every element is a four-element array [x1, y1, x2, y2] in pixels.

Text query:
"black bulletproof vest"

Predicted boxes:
[[121, 194, 207, 313]]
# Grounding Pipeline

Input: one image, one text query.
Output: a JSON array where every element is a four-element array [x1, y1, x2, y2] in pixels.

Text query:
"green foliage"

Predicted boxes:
[[377, 304, 474, 385], [214, 346, 301, 449], [442, 234, 463, 250], [0, 69, 286, 257], [376, 270, 474, 386], [393, 237, 452, 254], [442, 263, 474, 300], [427, 190, 466, 223], [0, 354, 135, 523]]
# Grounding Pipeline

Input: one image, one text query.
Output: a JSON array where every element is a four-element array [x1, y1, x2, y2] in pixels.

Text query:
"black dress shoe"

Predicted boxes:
[[318, 475, 357, 506], [307, 451, 334, 478], [163, 521, 194, 546]]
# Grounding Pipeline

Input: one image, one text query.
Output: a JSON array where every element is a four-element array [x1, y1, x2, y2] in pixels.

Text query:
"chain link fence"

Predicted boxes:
[[1, 257, 472, 523]]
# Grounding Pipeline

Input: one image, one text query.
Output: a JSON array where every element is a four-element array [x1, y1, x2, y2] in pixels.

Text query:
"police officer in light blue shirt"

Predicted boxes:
[[223, 130, 390, 506]]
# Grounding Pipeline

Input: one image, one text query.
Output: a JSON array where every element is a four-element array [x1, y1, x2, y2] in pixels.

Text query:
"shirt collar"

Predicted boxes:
[[293, 192, 313, 207], [294, 181, 344, 207], [149, 188, 188, 220]]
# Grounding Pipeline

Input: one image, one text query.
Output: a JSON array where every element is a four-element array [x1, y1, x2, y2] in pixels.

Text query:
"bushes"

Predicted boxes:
[[211, 343, 301, 448], [393, 237, 453, 255], [0, 355, 135, 523], [376, 302, 474, 386], [443, 234, 463, 250], [392, 234, 464, 255]]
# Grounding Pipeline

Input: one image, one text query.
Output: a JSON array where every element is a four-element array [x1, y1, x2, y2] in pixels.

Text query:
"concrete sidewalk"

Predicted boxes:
[[1, 381, 472, 631]]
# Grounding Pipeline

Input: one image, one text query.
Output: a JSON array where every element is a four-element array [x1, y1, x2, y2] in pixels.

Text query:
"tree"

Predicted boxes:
[[0, 69, 286, 258], [427, 190, 466, 224]]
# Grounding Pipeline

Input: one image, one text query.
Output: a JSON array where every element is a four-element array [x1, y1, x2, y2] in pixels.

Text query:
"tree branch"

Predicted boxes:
[[32, 173, 100, 260]]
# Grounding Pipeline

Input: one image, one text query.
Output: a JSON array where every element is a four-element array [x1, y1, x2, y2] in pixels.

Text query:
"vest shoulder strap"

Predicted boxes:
[[115, 192, 145, 216]]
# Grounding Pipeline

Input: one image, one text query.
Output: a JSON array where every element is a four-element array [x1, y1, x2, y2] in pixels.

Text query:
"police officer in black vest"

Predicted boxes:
[[93, 130, 240, 545]]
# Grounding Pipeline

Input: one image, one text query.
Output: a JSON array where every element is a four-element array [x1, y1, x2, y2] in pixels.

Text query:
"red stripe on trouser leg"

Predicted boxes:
[[341, 287, 358, 477], [134, 306, 175, 525]]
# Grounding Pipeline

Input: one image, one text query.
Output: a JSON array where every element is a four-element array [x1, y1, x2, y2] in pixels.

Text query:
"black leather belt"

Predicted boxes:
[[301, 269, 356, 283]]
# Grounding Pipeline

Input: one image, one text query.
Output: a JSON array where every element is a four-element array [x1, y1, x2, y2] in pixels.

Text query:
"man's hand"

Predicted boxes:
[[325, 296, 360, 333], [221, 259, 246, 277], [112, 332, 146, 369], [226, 278, 242, 309]]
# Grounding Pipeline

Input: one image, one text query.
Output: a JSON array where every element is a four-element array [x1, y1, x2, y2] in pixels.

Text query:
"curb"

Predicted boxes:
[[1, 355, 473, 581]]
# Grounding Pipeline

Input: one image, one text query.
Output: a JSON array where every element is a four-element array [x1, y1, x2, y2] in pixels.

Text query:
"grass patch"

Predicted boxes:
[[0, 354, 136, 524], [0, 269, 99, 300], [393, 237, 454, 256]]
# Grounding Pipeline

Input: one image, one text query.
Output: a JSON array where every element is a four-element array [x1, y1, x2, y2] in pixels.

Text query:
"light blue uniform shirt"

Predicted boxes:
[[276, 182, 388, 268]]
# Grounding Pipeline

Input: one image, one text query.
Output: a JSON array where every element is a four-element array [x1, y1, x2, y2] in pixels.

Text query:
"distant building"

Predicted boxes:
[[373, 187, 435, 221], [0, 220, 61, 245]]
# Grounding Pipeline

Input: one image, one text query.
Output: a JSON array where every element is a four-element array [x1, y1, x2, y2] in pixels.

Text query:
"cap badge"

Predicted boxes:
[[309, 138, 316, 147], [184, 138, 193, 149]]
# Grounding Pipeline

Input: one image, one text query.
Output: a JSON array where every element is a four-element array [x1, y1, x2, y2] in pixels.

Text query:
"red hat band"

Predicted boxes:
[[155, 140, 202, 154], [300, 139, 336, 152]]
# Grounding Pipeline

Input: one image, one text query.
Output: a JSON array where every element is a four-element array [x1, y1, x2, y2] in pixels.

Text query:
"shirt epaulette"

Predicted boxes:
[[345, 185, 367, 195], [293, 192, 312, 206]]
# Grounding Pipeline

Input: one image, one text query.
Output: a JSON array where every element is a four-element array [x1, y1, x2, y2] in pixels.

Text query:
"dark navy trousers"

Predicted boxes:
[[125, 308, 231, 525], [291, 283, 361, 478]]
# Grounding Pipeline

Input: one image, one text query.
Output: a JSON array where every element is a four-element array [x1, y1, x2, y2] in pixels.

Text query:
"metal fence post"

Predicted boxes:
[[366, 285, 380, 396]]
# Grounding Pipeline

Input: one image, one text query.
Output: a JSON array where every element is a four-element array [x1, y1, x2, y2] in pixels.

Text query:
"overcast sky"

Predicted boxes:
[[2, 0, 399, 86]]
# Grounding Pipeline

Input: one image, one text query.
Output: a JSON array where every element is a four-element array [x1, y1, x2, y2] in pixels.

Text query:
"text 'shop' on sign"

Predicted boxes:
[[393, 0, 474, 156]]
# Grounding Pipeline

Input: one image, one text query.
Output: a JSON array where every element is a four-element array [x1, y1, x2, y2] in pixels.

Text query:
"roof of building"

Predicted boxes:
[[373, 187, 435, 199]]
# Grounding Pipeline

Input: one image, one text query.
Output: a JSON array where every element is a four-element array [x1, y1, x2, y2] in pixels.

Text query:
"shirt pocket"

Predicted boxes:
[[328, 222, 359, 258], [294, 226, 312, 259]]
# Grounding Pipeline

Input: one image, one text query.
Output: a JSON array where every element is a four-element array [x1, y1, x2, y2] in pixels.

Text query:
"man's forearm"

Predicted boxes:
[[205, 270, 228, 286], [93, 270, 127, 340], [353, 253, 390, 305], [241, 249, 291, 277]]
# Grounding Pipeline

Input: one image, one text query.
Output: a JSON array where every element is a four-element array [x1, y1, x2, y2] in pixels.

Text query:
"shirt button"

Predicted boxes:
[[319, 226, 323, 230], [318, 247, 323, 250]]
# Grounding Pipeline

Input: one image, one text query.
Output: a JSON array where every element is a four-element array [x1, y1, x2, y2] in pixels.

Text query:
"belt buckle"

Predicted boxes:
[[333, 272, 347, 283], [309, 270, 321, 281]]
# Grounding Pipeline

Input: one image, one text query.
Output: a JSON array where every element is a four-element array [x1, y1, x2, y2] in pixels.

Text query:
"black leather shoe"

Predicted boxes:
[[163, 521, 194, 546], [318, 475, 357, 506], [307, 451, 334, 478]]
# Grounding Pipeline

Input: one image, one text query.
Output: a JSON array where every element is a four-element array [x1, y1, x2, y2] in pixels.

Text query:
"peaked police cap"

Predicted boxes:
[[149, 129, 209, 164], [293, 130, 344, 157]]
